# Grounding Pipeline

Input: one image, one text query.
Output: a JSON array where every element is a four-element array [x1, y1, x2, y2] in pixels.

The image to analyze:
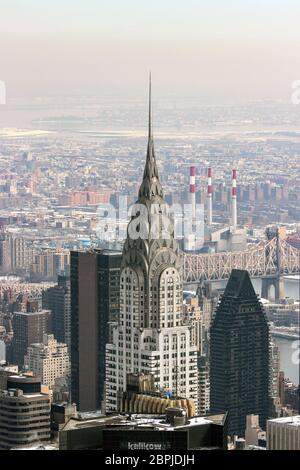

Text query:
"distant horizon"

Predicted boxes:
[[1, 92, 298, 112]]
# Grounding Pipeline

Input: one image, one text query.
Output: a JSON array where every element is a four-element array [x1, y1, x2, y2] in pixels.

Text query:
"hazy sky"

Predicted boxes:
[[1, 0, 300, 102]]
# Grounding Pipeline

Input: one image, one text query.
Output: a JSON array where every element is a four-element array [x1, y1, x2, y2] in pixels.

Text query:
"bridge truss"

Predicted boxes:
[[183, 236, 300, 283]]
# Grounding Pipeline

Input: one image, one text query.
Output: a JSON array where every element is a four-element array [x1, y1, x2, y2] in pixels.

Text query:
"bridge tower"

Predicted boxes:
[[261, 228, 285, 302], [261, 275, 284, 302]]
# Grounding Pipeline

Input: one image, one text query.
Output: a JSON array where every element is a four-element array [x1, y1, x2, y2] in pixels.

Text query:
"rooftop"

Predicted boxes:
[[0, 389, 48, 399], [61, 413, 226, 432], [268, 416, 300, 427], [14, 310, 51, 316], [13, 444, 57, 451], [61, 414, 123, 431]]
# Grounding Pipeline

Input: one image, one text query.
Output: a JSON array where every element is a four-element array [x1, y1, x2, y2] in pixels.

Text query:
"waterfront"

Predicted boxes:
[[251, 278, 299, 302], [249, 278, 299, 386], [246, 277, 299, 386], [194, 276, 300, 302], [207, 277, 300, 386], [274, 337, 299, 386]]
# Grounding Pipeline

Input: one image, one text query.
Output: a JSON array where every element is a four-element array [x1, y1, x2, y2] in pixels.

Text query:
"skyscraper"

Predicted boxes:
[[105, 77, 198, 413], [0, 231, 11, 273], [71, 249, 122, 412], [210, 269, 270, 436], [9, 234, 34, 272], [269, 338, 280, 412]]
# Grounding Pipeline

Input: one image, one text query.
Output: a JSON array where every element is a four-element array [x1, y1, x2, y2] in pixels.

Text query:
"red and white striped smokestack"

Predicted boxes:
[[207, 167, 213, 225], [232, 169, 237, 231], [190, 166, 196, 225]]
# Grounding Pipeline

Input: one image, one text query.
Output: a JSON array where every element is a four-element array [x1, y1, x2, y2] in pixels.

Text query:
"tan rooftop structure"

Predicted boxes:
[[267, 416, 300, 450]]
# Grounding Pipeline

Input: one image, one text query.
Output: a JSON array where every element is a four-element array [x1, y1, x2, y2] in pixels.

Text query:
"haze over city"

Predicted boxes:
[[1, 0, 300, 101]]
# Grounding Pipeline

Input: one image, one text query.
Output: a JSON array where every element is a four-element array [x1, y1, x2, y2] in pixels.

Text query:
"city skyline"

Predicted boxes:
[[0, 1, 299, 454]]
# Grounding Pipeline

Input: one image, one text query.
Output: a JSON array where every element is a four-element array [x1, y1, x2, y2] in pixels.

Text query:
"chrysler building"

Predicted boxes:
[[105, 77, 198, 412]]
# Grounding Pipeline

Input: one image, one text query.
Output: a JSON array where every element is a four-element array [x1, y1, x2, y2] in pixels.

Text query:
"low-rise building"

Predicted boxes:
[[0, 375, 51, 450]]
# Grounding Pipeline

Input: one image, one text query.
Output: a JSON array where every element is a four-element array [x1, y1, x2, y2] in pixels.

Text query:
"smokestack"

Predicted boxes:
[[190, 166, 196, 225], [207, 167, 213, 225], [232, 169, 237, 231]]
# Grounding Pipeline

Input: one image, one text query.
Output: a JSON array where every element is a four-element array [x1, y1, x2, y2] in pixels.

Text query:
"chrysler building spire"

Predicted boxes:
[[148, 71, 152, 141], [105, 78, 199, 415], [138, 73, 164, 201]]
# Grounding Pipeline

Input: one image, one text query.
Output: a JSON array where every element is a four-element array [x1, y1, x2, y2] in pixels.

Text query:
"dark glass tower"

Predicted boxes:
[[43, 274, 71, 350], [70, 249, 122, 412], [12, 309, 51, 367], [210, 269, 270, 436]]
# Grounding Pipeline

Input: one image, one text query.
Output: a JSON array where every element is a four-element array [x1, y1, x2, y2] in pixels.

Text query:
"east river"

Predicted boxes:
[[253, 277, 299, 386]]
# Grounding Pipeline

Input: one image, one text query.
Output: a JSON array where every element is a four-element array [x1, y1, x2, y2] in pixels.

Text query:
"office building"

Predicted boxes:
[[71, 249, 122, 411], [198, 355, 210, 416], [43, 275, 71, 349], [210, 269, 270, 436], [0, 375, 51, 449], [270, 339, 280, 399], [103, 410, 227, 451], [196, 281, 219, 332], [105, 80, 198, 413], [59, 410, 227, 451], [9, 235, 34, 272], [0, 232, 11, 273], [0, 363, 18, 390], [183, 296, 205, 355], [12, 309, 51, 367], [270, 338, 281, 416], [51, 402, 77, 438], [24, 334, 70, 389], [245, 414, 266, 447], [31, 249, 70, 280], [183, 296, 210, 415]]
